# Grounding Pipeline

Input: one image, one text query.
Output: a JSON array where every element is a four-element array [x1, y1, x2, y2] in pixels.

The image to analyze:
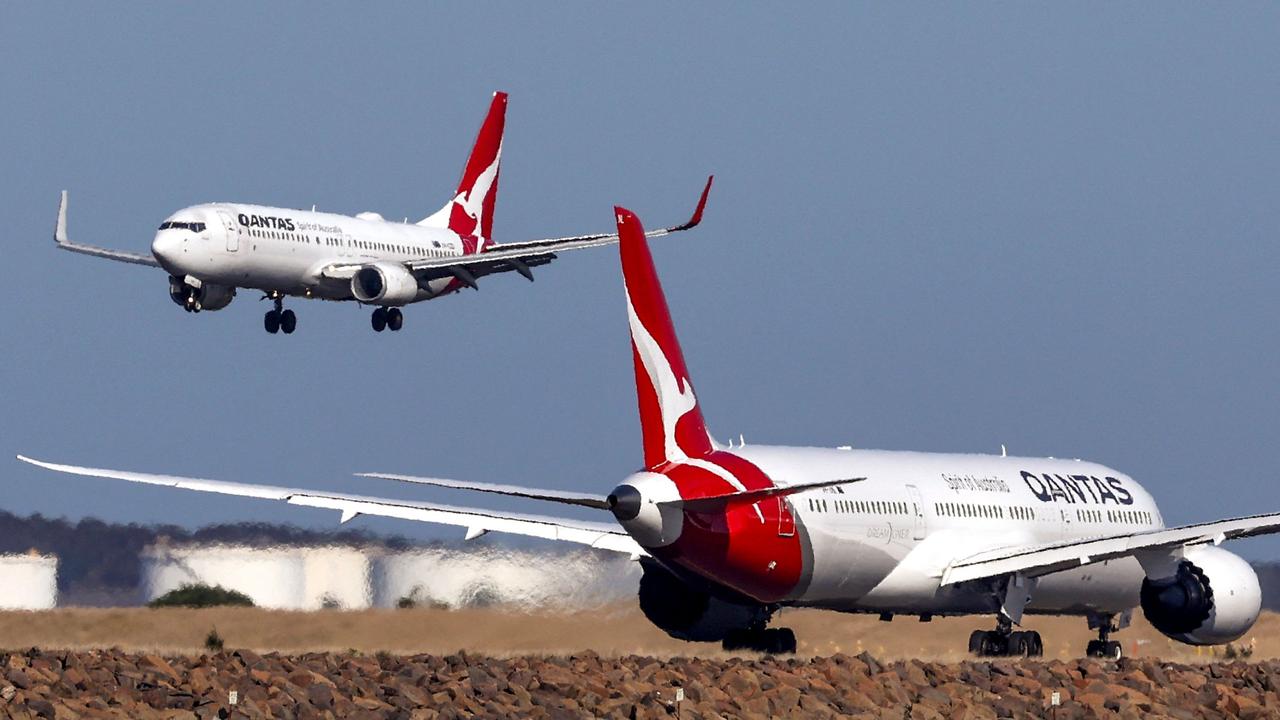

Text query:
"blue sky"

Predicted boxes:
[[4, 4, 1280, 558]]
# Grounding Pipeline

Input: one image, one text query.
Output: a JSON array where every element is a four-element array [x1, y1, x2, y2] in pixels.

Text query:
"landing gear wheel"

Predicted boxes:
[[1009, 631, 1042, 658], [720, 627, 797, 654], [1085, 614, 1122, 659], [721, 629, 751, 652], [264, 310, 280, 334], [387, 308, 403, 332], [371, 307, 387, 332], [1008, 631, 1026, 657], [969, 626, 1042, 657], [763, 628, 797, 655], [280, 309, 297, 334], [979, 632, 1005, 657], [1087, 640, 1122, 660], [968, 630, 986, 655]]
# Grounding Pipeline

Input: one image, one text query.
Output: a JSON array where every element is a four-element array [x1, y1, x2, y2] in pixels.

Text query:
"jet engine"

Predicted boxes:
[[637, 560, 771, 642], [351, 262, 420, 305], [168, 276, 235, 312], [1140, 545, 1261, 645]]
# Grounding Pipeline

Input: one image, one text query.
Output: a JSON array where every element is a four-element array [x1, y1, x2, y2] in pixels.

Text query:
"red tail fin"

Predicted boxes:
[[615, 207, 715, 468], [419, 91, 506, 240]]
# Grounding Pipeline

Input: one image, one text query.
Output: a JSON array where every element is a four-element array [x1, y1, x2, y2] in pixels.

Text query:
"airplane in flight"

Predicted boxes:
[[50, 91, 712, 334], [20, 207, 1278, 657]]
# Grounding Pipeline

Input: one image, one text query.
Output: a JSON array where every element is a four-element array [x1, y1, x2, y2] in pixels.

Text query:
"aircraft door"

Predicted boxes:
[[777, 497, 796, 537], [218, 210, 240, 252], [905, 484, 926, 540]]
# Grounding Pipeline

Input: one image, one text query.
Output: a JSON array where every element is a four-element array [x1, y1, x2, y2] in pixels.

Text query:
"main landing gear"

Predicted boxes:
[[1085, 614, 1124, 660], [263, 294, 296, 335], [721, 627, 797, 654], [371, 307, 403, 332], [969, 616, 1044, 657]]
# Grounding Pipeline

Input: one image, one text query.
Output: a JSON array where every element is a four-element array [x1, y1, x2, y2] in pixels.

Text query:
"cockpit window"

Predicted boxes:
[[158, 221, 206, 232]]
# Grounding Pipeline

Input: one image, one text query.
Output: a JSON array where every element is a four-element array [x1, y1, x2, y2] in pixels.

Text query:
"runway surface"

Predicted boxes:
[[0, 605, 1272, 661]]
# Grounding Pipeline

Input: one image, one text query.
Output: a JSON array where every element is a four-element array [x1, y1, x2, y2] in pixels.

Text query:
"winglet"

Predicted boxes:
[[670, 176, 713, 233], [55, 191, 69, 245]]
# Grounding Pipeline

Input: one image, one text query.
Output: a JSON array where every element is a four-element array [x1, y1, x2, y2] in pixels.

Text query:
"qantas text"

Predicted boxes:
[[1020, 471, 1134, 506], [237, 213, 296, 231]]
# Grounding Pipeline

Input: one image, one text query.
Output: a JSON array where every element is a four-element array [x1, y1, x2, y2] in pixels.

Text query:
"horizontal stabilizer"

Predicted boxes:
[[319, 176, 713, 286], [661, 476, 866, 513], [356, 472, 611, 510], [478, 175, 713, 258]]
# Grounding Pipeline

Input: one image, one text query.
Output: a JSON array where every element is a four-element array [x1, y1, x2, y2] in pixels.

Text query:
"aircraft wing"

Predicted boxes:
[[15, 455, 644, 556], [319, 177, 711, 287], [941, 512, 1280, 585], [357, 473, 612, 509], [52, 191, 161, 268]]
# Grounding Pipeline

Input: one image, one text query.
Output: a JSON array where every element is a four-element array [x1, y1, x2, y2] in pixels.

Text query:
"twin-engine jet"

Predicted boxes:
[[20, 207, 1279, 657], [51, 91, 711, 334]]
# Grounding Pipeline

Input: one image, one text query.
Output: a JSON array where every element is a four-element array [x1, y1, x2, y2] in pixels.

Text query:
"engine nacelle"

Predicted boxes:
[[351, 262, 419, 305], [1140, 545, 1261, 645], [637, 561, 771, 642], [168, 276, 235, 311]]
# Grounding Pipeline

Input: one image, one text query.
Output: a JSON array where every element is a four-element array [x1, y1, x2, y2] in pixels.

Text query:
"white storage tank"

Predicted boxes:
[[373, 547, 640, 609], [140, 543, 374, 610], [0, 551, 57, 610], [300, 547, 372, 610], [141, 544, 307, 609]]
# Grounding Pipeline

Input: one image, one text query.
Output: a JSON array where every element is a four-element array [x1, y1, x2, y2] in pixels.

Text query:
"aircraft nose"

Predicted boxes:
[[151, 233, 180, 266]]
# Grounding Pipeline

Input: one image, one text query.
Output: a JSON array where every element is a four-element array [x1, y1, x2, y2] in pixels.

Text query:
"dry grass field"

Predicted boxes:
[[0, 604, 1274, 662]]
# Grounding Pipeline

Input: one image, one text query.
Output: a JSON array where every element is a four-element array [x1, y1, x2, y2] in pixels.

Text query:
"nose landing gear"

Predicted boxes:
[[1085, 614, 1124, 660], [372, 307, 404, 332], [263, 294, 296, 335]]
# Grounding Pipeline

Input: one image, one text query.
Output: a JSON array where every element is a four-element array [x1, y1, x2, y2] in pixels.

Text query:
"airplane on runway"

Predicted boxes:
[[20, 206, 1278, 658], [50, 91, 712, 334]]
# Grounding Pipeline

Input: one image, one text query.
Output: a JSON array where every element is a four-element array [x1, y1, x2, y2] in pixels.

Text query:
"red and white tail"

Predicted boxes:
[[615, 207, 715, 469], [419, 91, 507, 241]]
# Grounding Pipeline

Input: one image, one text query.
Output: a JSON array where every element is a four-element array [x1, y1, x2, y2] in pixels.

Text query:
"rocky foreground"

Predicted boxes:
[[1, 648, 1278, 719]]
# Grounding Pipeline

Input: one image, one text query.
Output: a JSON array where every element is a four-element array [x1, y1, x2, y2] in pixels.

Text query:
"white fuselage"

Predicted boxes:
[[735, 446, 1160, 617], [151, 203, 471, 302]]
